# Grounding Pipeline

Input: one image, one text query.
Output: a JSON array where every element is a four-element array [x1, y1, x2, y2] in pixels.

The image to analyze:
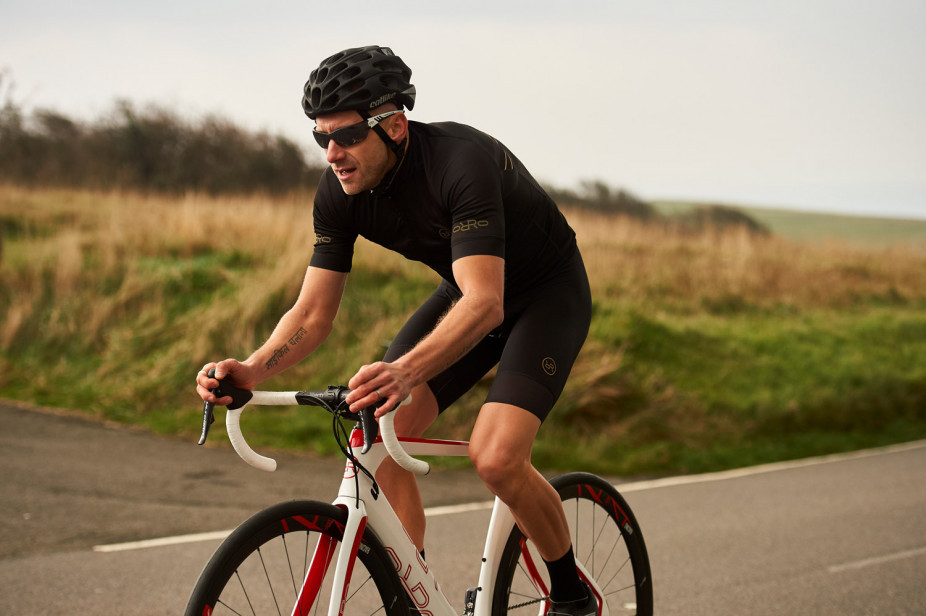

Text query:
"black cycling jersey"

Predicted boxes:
[[310, 120, 591, 420], [310, 121, 579, 307]]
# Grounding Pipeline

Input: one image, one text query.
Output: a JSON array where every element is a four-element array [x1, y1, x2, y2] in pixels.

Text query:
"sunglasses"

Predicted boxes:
[[313, 110, 403, 149]]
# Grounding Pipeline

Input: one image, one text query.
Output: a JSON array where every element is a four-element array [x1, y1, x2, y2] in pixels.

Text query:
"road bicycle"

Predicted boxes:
[[185, 374, 653, 616]]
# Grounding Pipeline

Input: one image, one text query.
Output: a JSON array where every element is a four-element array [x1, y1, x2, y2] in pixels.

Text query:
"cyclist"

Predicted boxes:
[[196, 45, 596, 616]]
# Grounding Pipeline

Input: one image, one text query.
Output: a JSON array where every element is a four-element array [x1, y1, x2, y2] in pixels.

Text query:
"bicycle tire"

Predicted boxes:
[[492, 472, 653, 616], [185, 500, 410, 616]]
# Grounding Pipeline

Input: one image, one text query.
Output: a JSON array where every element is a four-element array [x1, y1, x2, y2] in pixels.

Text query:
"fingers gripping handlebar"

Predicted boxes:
[[198, 368, 253, 445]]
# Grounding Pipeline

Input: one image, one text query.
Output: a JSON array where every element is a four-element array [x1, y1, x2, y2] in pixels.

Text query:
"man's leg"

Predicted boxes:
[[468, 402, 587, 604], [374, 382, 439, 552]]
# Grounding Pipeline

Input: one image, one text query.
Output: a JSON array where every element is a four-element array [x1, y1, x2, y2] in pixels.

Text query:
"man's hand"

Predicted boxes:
[[195, 359, 256, 407], [346, 361, 413, 417]]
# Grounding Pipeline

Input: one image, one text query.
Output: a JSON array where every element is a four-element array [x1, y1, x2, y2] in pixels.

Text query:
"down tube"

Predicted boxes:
[[345, 490, 457, 616], [474, 497, 517, 615]]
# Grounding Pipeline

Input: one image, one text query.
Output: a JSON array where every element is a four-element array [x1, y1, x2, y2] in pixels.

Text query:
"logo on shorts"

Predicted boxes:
[[542, 357, 557, 376]]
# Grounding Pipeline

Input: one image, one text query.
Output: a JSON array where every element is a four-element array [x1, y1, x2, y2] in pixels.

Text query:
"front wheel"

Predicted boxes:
[[492, 472, 653, 616], [185, 500, 410, 616]]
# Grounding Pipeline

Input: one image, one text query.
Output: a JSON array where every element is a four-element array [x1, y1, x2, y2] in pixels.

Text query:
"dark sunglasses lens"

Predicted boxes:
[[313, 131, 331, 149], [332, 125, 369, 147], [313, 123, 370, 149]]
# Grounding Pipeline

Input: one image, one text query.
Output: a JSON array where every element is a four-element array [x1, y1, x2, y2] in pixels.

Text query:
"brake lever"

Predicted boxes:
[[359, 406, 379, 455], [198, 399, 216, 445], [358, 395, 412, 455], [198, 367, 219, 446]]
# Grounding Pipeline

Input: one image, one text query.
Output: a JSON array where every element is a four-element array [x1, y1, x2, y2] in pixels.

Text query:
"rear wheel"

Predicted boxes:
[[492, 472, 653, 616], [185, 500, 409, 616]]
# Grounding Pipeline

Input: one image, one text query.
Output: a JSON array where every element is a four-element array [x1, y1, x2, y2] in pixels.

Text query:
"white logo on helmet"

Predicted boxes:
[[368, 92, 397, 109]]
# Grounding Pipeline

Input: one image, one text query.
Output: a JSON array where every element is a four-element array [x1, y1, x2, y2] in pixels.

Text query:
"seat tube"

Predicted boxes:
[[474, 497, 516, 615]]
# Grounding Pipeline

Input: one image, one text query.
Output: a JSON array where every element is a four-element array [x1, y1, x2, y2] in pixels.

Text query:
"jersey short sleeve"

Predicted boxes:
[[441, 139, 507, 262]]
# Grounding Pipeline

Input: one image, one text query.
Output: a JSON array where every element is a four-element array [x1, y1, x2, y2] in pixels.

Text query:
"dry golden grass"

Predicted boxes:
[[2, 186, 311, 351], [4, 185, 925, 358], [568, 207, 926, 311]]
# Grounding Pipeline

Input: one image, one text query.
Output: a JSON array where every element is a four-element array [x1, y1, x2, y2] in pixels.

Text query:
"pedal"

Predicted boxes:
[[462, 587, 479, 616]]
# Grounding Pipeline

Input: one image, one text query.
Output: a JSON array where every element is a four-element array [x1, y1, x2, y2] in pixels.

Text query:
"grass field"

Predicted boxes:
[[2, 184, 925, 476]]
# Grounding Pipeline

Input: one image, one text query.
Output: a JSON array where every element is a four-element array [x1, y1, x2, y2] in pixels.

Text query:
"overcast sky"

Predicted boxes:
[[2, 0, 925, 220]]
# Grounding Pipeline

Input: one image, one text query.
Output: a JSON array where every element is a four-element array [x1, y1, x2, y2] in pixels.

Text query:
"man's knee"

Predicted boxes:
[[469, 402, 540, 496], [469, 443, 529, 495]]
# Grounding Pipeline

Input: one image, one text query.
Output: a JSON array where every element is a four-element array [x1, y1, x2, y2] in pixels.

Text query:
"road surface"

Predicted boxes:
[[1, 401, 924, 614]]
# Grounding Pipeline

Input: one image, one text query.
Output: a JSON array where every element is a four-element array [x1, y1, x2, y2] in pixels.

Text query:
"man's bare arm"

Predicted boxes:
[[244, 266, 347, 377], [197, 266, 348, 404]]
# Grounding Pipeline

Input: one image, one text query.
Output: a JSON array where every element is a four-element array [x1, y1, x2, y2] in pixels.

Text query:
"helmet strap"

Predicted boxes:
[[360, 108, 408, 195], [359, 109, 406, 155]]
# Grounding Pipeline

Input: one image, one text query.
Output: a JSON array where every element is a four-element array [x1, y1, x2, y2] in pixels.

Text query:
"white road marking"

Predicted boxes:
[[616, 439, 926, 493], [827, 546, 926, 573], [92, 440, 925, 553], [422, 501, 495, 517], [93, 530, 233, 553], [93, 502, 496, 553]]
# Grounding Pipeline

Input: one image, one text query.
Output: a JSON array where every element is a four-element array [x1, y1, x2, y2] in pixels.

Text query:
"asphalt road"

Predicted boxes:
[[1, 401, 925, 614]]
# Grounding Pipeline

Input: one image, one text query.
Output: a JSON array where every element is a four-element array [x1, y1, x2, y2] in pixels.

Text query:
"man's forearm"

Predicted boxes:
[[243, 309, 332, 381], [393, 292, 502, 386]]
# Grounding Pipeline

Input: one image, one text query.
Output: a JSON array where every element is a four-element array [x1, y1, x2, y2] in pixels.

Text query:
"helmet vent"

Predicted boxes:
[[322, 80, 341, 97]]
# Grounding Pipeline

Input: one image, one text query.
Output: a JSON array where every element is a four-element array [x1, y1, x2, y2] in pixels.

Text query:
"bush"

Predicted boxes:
[[673, 204, 770, 235], [545, 180, 658, 220], [0, 71, 324, 195]]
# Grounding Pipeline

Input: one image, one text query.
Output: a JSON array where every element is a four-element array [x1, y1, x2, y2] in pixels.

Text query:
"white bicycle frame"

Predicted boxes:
[[224, 391, 607, 616]]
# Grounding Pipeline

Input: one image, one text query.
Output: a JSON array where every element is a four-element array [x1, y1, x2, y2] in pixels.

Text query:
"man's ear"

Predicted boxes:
[[387, 112, 409, 142]]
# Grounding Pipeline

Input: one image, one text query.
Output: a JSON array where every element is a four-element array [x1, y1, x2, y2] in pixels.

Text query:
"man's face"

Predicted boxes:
[[315, 110, 395, 195]]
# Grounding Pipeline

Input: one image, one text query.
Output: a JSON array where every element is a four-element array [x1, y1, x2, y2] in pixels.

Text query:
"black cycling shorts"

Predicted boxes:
[[382, 253, 592, 422]]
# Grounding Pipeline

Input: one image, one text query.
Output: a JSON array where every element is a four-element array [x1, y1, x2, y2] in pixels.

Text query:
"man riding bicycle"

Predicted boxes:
[[196, 45, 596, 616]]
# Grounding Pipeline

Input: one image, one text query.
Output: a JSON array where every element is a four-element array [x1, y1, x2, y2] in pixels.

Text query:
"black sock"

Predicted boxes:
[[543, 546, 586, 603]]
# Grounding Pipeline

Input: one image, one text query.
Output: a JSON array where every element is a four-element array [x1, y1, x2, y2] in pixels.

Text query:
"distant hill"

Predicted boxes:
[[655, 201, 926, 246]]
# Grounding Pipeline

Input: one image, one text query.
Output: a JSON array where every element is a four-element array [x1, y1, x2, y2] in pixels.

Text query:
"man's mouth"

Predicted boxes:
[[335, 167, 356, 180]]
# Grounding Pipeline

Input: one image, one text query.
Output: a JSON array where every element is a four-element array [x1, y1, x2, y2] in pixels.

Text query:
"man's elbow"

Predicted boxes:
[[482, 296, 505, 330], [291, 306, 335, 341], [459, 285, 504, 331]]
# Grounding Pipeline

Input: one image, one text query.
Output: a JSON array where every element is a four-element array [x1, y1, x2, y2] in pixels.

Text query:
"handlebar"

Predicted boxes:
[[198, 371, 428, 475], [378, 412, 430, 475], [225, 401, 277, 472]]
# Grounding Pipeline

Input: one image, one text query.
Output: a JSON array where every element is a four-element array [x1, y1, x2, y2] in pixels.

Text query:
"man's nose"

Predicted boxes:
[[325, 141, 345, 163]]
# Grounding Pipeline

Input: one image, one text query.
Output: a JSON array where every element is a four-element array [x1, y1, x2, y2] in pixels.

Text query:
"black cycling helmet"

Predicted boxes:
[[302, 45, 416, 120]]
